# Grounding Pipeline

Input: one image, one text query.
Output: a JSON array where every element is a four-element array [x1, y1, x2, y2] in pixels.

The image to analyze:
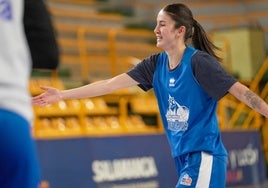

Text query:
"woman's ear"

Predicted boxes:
[[176, 26, 186, 38], [178, 26, 186, 35]]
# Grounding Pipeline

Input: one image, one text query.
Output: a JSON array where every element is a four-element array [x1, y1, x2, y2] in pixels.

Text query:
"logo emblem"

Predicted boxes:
[[180, 173, 192, 186], [169, 77, 175, 87], [166, 95, 189, 131], [0, 0, 12, 21]]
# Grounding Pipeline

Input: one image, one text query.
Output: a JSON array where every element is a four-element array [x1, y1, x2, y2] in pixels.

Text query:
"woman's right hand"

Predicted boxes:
[[32, 86, 63, 106]]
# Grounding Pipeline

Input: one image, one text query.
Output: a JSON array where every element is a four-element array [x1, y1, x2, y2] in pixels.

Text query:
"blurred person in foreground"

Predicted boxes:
[[0, 0, 58, 187], [32, 3, 268, 188]]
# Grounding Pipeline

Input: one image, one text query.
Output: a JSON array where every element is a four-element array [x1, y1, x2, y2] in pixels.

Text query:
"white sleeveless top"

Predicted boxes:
[[0, 0, 33, 122]]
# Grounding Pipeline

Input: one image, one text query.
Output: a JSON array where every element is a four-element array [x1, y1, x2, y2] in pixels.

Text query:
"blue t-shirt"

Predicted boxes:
[[127, 46, 237, 157]]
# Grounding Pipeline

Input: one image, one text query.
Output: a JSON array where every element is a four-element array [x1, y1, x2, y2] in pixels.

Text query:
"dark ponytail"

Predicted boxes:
[[163, 3, 222, 62], [192, 20, 222, 62]]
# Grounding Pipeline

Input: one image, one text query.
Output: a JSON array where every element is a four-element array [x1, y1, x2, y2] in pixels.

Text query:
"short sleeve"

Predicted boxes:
[[192, 51, 237, 101], [126, 54, 159, 91]]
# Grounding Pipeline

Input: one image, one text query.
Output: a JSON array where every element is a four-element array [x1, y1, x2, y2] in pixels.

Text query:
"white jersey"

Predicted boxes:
[[0, 0, 33, 122]]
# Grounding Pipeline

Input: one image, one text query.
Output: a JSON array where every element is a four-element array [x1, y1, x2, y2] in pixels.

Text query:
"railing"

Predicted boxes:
[[77, 26, 159, 81], [49, 7, 123, 22], [218, 57, 268, 130]]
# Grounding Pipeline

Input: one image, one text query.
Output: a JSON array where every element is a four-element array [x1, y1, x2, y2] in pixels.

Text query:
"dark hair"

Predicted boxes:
[[163, 3, 222, 62]]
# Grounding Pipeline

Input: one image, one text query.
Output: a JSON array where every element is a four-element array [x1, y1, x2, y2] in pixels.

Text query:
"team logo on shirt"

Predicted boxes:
[[169, 77, 175, 87], [165, 95, 189, 132], [179, 173, 192, 186], [0, 0, 12, 21]]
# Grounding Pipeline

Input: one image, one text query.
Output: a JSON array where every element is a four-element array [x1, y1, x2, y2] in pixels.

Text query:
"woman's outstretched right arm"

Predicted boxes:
[[32, 73, 138, 106]]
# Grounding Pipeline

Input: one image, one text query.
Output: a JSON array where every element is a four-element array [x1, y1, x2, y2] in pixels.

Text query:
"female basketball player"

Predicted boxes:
[[32, 3, 268, 187]]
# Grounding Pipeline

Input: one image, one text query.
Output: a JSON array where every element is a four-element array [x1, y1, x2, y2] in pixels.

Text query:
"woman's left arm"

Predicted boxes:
[[228, 82, 268, 118]]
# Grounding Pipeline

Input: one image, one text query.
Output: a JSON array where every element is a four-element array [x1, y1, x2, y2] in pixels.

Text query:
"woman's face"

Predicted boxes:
[[154, 10, 184, 51]]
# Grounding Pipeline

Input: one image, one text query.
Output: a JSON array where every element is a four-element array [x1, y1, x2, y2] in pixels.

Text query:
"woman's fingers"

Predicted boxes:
[[32, 94, 47, 106], [32, 86, 61, 106]]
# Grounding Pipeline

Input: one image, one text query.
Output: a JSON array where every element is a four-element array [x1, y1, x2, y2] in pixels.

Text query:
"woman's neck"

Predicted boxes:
[[167, 45, 186, 69]]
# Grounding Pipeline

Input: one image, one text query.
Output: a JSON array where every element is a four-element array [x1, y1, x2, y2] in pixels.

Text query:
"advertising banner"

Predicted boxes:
[[37, 134, 177, 188], [36, 131, 266, 188], [223, 131, 266, 186]]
